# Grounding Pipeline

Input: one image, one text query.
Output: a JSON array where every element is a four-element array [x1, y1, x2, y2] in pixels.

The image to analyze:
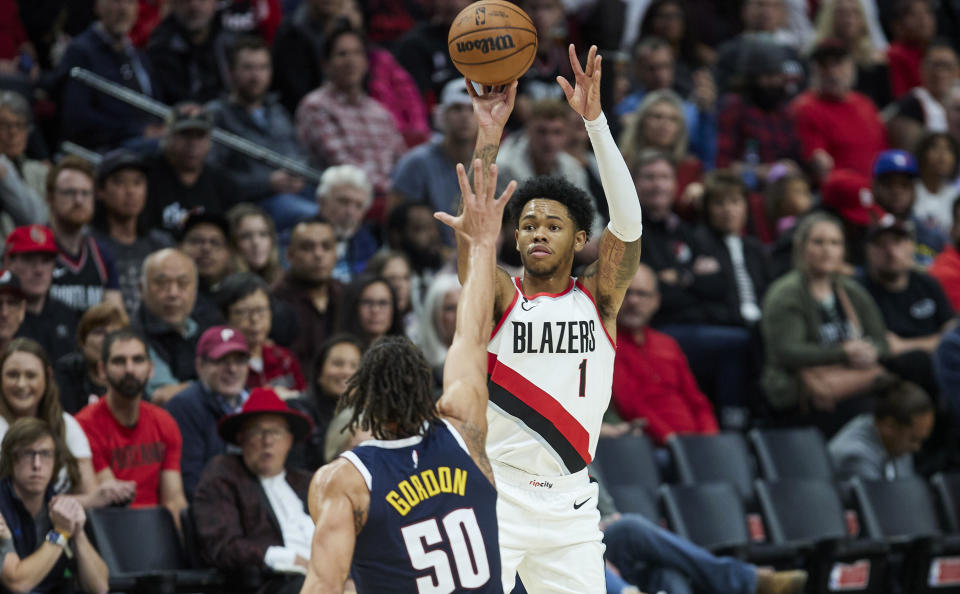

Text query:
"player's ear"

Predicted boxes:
[[573, 229, 587, 252]]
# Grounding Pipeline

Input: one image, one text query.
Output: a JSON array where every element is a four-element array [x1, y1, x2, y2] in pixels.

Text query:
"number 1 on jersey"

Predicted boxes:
[[578, 358, 587, 397]]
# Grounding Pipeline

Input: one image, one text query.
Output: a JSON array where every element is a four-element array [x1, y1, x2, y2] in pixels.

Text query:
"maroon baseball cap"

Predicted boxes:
[[4, 225, 57, 256], [197, 325, 249, 360]]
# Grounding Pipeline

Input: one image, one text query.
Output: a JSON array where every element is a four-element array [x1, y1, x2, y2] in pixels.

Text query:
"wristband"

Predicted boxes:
[[46, 530, 73, 558]]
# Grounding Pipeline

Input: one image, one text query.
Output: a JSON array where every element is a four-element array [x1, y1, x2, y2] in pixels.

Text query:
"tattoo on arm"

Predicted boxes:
[[458, 420, 495, 486], [596, 236, 643, 318]]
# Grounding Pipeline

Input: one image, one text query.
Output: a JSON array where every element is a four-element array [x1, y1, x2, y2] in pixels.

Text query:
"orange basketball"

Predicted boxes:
[[447, 0, 538, 86]]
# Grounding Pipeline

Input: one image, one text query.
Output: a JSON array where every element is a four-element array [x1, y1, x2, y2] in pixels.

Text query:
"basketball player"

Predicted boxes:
[[459, 45, 644, 593], [299, 161, 517, 593]]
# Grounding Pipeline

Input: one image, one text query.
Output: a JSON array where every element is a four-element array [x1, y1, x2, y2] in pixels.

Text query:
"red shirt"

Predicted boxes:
[[76, 398, 182, 508], [887, 42, 925, 99], [930, 245, 960, 311], [790, 90, 888, 178], [612, 327, 718, 445], [245, 342, 307, 392]]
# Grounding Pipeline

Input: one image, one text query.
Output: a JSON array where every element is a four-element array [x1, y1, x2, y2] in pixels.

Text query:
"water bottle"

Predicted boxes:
[[742, 138, 760, 191]]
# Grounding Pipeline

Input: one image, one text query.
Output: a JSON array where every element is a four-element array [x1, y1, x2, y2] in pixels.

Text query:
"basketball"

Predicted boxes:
[[447, 0, 538, 86]]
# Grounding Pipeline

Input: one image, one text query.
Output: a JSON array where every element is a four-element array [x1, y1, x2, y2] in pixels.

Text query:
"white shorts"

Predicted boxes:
[[492, 462, 606, 594]]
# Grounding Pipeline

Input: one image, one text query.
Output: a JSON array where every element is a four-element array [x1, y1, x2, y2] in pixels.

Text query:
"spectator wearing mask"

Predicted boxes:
[[271, 217, 342, 368], [217, 273, 305, 395], [612, 264, 718, 446], [913, 132, 960, 237], [93, 150, 174, 315], [888, 42, 960, 150], [885, 0, 936, 99], [0, 418, 110, 594], [829, 379, 934, 480], [791, 39, 888, 181], [133, 248, 204, 405], [4, 226, 79, 364], [142, 103, 239, 235], [0, 91, 48, 237], [165, 325, 251, 499], [193, 387, 314, 591], [930, 196, 960, 309], [207, 36, 316, 231], [75, 330, 187, 520], [59, 0, 163, 149], [53, 303, 129, 415], [0, 272, 25, 357], [147, 0, 235, 103], [315, 166, 378, 283], [45, 157, 123, 315]]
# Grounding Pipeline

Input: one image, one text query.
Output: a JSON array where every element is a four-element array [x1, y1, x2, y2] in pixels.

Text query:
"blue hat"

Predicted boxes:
[[872, 150, 918, 178]]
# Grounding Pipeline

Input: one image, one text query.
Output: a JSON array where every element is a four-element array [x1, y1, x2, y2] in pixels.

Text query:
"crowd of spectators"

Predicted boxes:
[[3, 0, 960, 591]]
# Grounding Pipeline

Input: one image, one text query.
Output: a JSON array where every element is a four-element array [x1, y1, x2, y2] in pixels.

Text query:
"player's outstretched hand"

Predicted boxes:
[[465, 79, 518, 132], [557, 44, 602, 121], [436, 159, 516, 245]]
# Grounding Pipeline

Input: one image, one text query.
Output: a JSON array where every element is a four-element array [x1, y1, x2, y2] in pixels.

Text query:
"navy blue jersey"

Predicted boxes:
[[342, 419, 502, 593]]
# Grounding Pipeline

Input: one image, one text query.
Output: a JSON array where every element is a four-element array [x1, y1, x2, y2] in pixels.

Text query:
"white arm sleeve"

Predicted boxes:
[[583, 112, 643, 242]]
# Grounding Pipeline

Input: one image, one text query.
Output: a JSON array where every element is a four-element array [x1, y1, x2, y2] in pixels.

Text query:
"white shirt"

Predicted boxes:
[[260, 472, 314, 574], [914, 179, 959, 238]]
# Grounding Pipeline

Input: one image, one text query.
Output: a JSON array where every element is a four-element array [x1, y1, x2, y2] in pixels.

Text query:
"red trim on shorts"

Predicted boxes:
[[574, 280, 616, 348]]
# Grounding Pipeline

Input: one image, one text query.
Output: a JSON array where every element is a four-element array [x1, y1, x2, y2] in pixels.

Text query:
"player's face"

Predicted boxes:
[[100, 168, 147, 220], [51, 169, 95, 230], [1, 351, 46, 418], [240, 414, 294, 478], [515, 199, 585, 278], [317, 342, 361, 397]]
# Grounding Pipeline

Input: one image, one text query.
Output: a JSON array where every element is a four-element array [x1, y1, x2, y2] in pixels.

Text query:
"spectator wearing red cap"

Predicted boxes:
[[75, 329, 187, 524], [0, 270, 26, 354], [3, 225, 79, 363], [790, 39, 888, 181], [193, 387, 314, 592], [165, 325, 250, 499]]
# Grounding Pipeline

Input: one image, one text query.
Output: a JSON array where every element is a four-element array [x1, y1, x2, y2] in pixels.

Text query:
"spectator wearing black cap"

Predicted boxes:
[[0, 270, 26, 353], [871, 149, 948, 265], [858, 217, 953, 396], [141, 103, 239, 235], [58, 0, 164, 149], [178, 210, 235, 327], [93, 149, 175, 315], [4, 225, 79, 363], [44, 157, 123, 315], [791, 39, 888, 182]]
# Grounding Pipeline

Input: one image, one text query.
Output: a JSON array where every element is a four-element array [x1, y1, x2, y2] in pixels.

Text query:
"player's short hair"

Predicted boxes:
[[338, 336, 438, 440], [506, 176, 596, 241]]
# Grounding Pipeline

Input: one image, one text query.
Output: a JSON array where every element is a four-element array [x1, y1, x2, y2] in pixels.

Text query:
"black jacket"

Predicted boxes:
[[146, 15, 233, 104]]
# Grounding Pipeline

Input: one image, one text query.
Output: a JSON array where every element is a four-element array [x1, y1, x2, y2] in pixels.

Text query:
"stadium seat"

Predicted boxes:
[[606, 484, 659, 521], [659, 482, 800, 566], [749, 427, 834, 481], [852, 477, 960, 592], [667, 432, 756, 503], [595, 434, 661, 495], [932, 472, 960, 534], [756, 479, 888, 594], [86, 507, 223, 593]]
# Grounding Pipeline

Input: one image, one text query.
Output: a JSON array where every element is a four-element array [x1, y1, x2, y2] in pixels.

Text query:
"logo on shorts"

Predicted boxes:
[[529, 480, 553, 489]]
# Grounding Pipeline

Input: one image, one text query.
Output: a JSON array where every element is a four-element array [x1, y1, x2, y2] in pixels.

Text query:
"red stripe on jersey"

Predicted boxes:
[[489, 358, 592, 465], [574, 280, 616, 349], [490, 286, 520, 340]]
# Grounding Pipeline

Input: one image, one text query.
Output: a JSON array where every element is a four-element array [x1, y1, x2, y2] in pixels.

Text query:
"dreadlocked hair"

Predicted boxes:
[[338, 336, 438, 439]]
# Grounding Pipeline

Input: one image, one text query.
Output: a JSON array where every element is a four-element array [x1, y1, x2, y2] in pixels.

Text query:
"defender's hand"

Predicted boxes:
[[436, 159, 516, 244], [465, 79, 518, 132], [557, 44, 602, 121]]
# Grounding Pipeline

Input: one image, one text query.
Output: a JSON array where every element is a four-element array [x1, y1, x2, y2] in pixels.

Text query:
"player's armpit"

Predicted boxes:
[[301, 460, 369, 594], [581, 229, 642, 321]]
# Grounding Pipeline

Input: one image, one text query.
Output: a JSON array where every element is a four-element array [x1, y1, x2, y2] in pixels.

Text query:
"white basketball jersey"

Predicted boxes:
[[486, 277, 616, 476]]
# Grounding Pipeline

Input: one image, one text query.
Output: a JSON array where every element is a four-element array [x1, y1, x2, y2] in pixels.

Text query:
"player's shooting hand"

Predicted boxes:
[[557, 44, 602, 121], [435, 159, 516, 244], [465, 79, 517, 132]]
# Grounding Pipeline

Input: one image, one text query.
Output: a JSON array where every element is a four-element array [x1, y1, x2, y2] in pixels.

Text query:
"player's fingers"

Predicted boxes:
[[486, 163, 499, 199], [464, 78, 479, 99], [496, 180, 518, 208], [568, 44, 584, 77], [473, 157, 486, 199], [556, 76, 574, 101], [456, 162, 473, 200], [506, 80, 518, 105], [434, 212, 458, 229], [585, 45, 597, 76]]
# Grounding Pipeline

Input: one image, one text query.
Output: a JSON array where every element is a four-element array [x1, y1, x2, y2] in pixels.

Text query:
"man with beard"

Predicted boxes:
[[75, 329, 187, 521], [315, 165, 377, 283], [45, 157, 123, 314], [271, 217, 342, 368], [385, 202, 447, 308]]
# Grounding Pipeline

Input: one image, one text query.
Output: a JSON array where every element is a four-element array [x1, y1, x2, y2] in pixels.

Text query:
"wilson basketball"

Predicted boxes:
[[447, 0, 538, 86]]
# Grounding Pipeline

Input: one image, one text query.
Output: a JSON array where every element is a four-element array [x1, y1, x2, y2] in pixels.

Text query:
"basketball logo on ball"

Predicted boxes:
[[448, 0, 538, 86]]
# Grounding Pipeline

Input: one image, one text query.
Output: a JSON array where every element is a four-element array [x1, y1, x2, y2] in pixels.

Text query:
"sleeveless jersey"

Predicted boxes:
[[486, 277, 616, 476], [342, 419, 502, 594], [50, 235, 116, 313]]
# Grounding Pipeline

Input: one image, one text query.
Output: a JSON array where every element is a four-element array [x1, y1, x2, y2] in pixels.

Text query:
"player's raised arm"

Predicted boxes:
[[437, 160, 515, 478], [300, 460, 368, 594], [557, 44, 644, 324]]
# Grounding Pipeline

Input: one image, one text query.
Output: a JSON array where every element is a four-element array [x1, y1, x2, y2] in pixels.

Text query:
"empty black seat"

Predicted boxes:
[[749, 427, 833, 481], [606, 484, 658, 521], [595, 434, 661, 495], [931, 472, 960, 533], [668, 432, 756, 503]]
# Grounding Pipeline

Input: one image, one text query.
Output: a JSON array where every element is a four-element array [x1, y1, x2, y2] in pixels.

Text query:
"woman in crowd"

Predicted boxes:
[[913, 131, 960, 237], [336, 274, 404, 348], [761, 213, 891, 435], [289, 334, 364, 471], [227, 203, 283, 285], [216, 273, 305, 397], [53, 303, 129, 415], [416, 274, 461, 378], [812, 0, 891, 107], [0, 339, 135, 507], [364, 249, 417, 338]]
